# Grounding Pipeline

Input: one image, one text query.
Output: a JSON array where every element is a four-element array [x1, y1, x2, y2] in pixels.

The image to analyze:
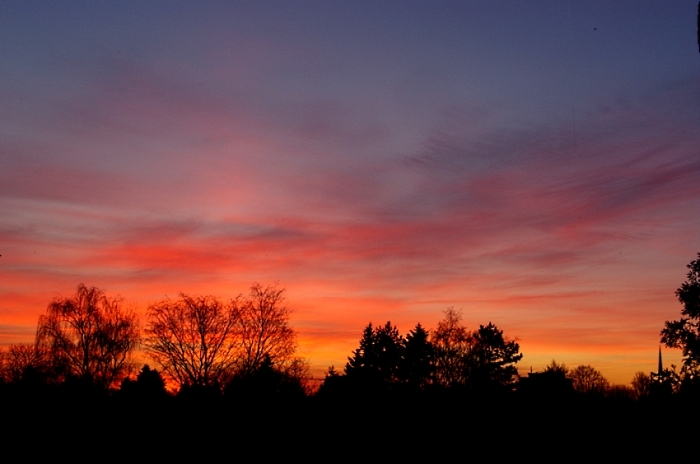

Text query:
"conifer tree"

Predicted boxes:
[[345, 322, 403, 388], [400, 323, 434, 389]]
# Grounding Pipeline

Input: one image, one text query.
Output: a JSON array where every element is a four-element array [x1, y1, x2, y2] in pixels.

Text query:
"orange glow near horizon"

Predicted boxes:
[[0, 271, 686, 386]]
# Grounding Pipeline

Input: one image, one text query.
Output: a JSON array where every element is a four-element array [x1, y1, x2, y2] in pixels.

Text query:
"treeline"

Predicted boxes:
[[5, 252, 700, 451], [0, 287, 688, 405], [319, 308, 522, 398], [0, 282, 310, 401], [4, 248, 700, 406], [317, 309, 691, 402]]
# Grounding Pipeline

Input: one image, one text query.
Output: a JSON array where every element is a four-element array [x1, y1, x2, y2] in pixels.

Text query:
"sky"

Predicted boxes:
[[1, 1, 699, 385]]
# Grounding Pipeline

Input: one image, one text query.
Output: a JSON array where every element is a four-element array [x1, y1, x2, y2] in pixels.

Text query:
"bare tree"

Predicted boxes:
[[568, 365, 609, 394], [284, 356, 313, 394], [606, 384, 635, 400], [431, 307, 473, 388], [36, 284, 139, 389], [0, 343, 50, 383], [631, 371, 652, 399], [234, 283, 299, 376], [145, 294, 239, 388], [144, 283, 307, 391]]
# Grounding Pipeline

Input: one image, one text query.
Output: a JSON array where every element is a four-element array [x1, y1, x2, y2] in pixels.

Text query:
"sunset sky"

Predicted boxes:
[[1, 1, 699, 384]]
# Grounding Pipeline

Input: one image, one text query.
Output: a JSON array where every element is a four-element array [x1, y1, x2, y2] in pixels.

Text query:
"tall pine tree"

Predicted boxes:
[[400, 323, 435, 389], [345, 322, 403, 388]]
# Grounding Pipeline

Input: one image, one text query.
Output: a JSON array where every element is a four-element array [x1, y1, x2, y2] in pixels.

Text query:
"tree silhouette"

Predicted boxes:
[[145, 294, 239, 389], [544, 359, 569, 376], [345, 321, 403, 388], [650, 366, 680, 396], [317, 365, 346, 397], [431, 309, 521, 391], [345, 323, 375, 378], [432, 308, 472, 388], [0, 343, 50, 384], [225, 354, 307, 401], [119, 364, 169, 401], [568, 365, 609, 395], [36, 284, 139, 389], [467, 322, 522, 390], [145, 283, 306, 391], [234, 283, 300, 377], [400, 323, 434, 389], [661, 253, 700, 381], [631, 371, 651, 399], [373, 321, 403, 384], [519, 360, 573, 397]]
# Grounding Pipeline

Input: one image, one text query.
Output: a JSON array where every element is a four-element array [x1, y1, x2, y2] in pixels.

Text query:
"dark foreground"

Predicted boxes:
[[2, 385, 694, 459]]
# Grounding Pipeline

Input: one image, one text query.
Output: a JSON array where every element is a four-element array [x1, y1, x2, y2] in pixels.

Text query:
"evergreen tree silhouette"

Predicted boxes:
[[345, 322, 403, 389], [400, 323, 435, 389]]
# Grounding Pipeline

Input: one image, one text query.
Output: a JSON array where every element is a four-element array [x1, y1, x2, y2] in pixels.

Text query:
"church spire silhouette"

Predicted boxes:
[[658, 346, 663, 374]]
